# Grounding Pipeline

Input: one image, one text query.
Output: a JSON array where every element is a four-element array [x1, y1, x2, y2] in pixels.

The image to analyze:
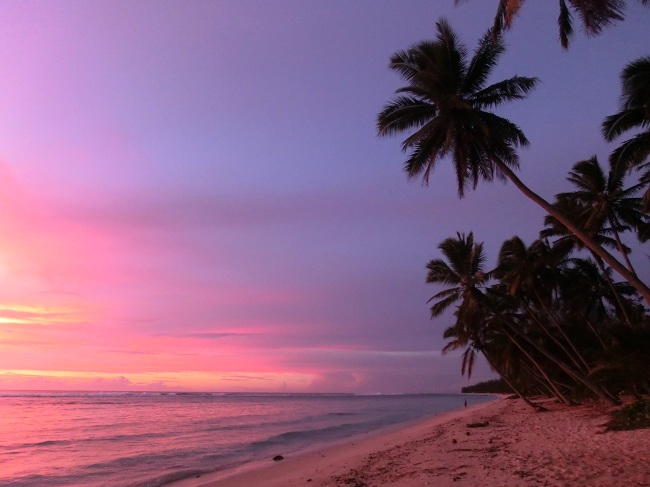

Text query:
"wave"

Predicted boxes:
[[0, 430, 171, 452], [245, 420, 371, 454], [0, 391, 175, 398]]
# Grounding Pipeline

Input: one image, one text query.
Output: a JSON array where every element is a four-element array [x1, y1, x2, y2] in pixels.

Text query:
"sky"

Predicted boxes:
[[0, 1, 648, 394]]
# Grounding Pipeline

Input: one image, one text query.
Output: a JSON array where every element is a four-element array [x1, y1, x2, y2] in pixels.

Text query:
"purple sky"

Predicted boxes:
[[0, 1, 648, 393]]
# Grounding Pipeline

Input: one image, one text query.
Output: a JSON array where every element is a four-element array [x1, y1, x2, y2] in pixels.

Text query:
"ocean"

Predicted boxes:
[[0, 391, 495, 487]]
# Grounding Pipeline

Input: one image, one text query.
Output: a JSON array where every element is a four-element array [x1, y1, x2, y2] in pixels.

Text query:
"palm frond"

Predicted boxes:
[[610, 132, 650, 170], [430, 293, 461, 318], [461, 347, 477, 378], [471, 76, 539, 109], [558, 0, 574, 48], [377, 96, 436, 137], [426, 259, 460, 286], [568, 0, 625, 35], [620, 56, 650, 110], [462, 30, 504, 96], [566, 157, 606, 193], [388, 47, 430, 83], [602, 108, 646, 141], [491, 0, 526, 36], [403, 130, 447, 183]]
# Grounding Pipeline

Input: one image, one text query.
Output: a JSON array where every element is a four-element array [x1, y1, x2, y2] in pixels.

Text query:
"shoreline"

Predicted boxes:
[[169, 396, 650, 487], [167, 398, 501, 487]]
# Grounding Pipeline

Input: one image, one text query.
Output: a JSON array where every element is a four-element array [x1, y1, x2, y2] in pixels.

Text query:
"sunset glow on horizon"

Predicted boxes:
[[0, 1, 648, 394]]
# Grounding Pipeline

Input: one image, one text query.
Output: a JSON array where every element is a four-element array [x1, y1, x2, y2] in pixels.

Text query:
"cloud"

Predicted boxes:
[[220, 374, 273, 382], [0, 371, 180, 392], [179, 332, 254, 339]]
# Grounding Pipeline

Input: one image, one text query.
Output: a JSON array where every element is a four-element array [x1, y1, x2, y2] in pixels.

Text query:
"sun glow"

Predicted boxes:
[[0, 369, 315, 392], [0, 303, 86, 325], [0, 254, 8, 278]]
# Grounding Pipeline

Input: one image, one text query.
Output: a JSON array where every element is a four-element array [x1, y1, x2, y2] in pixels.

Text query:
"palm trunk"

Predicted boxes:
[[530, 291, 593, 373], [502, 328, 571, 405], [608, 217, 638, 276], [520, 360, 571, 404], [585, 317, 608, 351], [504, 321, 620, 405], [590, 250, 632, 325], [482, 351, 548, 411], [522, 301, 589, 374], [496, 162, 650, 307]]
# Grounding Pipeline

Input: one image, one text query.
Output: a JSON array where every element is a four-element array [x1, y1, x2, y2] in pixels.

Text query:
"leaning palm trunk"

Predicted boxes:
[[589, 250, 632, 325], [502, 328, 572, 405], [585, 317, 608, 351], [496, 162, 650, 307], [532, 294, 594, 373], [608, 217, 638, 276], [482, 351, 547, 411], [501, 318, 620, 405], [520, 357, 571, 403], [522, 300, 590, 374]]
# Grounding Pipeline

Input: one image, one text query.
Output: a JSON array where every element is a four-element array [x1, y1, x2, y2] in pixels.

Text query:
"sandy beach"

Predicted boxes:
[[172, 396, 650, 487]]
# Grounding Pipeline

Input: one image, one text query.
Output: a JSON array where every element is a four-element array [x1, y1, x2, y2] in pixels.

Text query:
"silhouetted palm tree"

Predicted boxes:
[[377, 19, 650, 305], [494, 237, 594, 374], [378, 19, 537, 196], [426, 232, 487, 323], [481, 288, 568, 406], [603, 56, 650, 209], [542, 194, 623, 256], [561, 257, 638, 331], [426, 232, 488, 380], [542, 197, 636, 325], [426, 232, 544, 408], [558, 156, 646, 273]]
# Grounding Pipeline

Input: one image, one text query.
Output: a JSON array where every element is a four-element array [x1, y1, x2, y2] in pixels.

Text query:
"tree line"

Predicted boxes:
[[377, 1, 650, 407]]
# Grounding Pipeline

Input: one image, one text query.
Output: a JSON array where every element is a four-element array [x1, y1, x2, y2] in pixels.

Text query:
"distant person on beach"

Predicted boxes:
[[464, 399, 467, 408]]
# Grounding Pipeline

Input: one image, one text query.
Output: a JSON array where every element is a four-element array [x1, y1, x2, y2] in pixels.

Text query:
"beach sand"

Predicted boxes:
[[173, 397, 650, 487]]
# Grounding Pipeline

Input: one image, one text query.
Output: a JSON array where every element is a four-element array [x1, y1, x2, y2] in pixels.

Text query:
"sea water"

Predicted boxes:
[[0, 391, 495, 487]]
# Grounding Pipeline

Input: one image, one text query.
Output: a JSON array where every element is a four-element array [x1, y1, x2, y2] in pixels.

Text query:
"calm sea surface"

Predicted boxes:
[[0, 391, 495, 487]]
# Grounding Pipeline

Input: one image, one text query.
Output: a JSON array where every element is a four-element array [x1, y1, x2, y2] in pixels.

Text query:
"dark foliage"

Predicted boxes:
[[606, 399, 650, 430], [461, 379, 513, 394]]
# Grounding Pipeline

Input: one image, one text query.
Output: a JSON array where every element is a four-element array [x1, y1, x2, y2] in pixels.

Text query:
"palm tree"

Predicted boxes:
[[542, 193, 624, 256], [426, 232, 487, 325], [483, 288, 572, 405], [494, 236, 593, 374], [377, 19, 650, 306], [426, 232, 488, 379], [426, 232, 544, 409], [487, 267, 622, 404], [457, 0, 650, 49], [602, 56, 650, 209], [493, 236, 559, 298], [378, 19, 536, 196], [542, 197, 637, 325], [561, 257, 638, 333], [557, 156, 647, 274]]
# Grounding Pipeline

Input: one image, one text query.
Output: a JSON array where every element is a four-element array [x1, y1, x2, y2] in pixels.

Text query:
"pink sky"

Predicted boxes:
[[0, 1, 648, 393]]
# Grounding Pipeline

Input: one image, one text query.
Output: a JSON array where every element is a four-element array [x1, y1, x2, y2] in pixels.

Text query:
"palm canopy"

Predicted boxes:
[[426, 232, 490, 379], [377, 19, 538, 197], [603, 56, 650, 192], [458, 0, 650, 49], [561, 257, 638, 321], [493, 236, 560, 298], [541, 194, 625, 256], [426, 231, 488, 321], [558, 156, 647, 240]]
